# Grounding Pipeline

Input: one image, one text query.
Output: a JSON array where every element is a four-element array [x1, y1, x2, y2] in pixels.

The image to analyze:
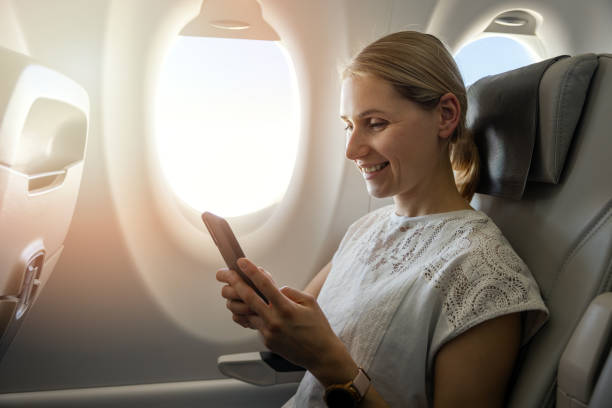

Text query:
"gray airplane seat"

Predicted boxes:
[[468, 54, 612, 408], [0, 47, 89, 361]]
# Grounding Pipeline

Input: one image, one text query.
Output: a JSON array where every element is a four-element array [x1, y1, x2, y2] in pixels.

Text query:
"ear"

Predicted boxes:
[[437, 93, 461, 140]]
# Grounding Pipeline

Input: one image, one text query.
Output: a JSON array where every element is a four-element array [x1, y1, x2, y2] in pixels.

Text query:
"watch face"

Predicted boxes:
[[324, 387, 358, 408]]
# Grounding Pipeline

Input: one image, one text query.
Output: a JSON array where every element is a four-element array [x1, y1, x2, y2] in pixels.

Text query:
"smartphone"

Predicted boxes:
[[202, 212, 268, 303]]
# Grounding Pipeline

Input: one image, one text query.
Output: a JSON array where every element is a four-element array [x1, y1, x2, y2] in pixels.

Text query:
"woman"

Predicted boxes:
[[216, 31, 548, 407]]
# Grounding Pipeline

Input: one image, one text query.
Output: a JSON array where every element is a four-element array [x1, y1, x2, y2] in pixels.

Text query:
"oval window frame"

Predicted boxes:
[[154, 35, 302, 233], [454, 33, 544, 87]]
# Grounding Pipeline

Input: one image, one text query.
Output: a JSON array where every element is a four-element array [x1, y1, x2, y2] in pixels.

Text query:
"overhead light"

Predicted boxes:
[[180, 0, 280, 41], [209, 20, 250, 30], [485, 10, 537, 35], [494, 17, 527, 27]]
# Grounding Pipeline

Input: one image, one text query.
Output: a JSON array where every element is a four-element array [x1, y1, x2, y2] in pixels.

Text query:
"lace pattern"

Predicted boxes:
[[421, 221, 531, 330]]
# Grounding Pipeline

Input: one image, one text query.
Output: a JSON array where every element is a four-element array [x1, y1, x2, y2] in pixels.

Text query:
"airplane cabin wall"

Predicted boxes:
[[0, 0, 190, 393], [0, 1, 29, 55], [428, 0, 612, 57]]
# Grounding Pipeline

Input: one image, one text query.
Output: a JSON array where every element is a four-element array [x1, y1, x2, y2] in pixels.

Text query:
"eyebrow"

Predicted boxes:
[[340, 109, 388, 120]]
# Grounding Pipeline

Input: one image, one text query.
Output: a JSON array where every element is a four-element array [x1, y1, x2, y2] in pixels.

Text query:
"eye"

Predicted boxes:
[[368, 118, 388, 130], [343, 122, 353, 133]]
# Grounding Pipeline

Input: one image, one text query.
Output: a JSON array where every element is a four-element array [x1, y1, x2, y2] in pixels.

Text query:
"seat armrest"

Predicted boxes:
[[217, 352, 305, 386], [557, 292, 612, 408], [589, 347, 612, 408]]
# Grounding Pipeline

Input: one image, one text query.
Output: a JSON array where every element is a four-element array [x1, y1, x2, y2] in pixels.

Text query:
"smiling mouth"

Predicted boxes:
[[359, 162, 390, 174]]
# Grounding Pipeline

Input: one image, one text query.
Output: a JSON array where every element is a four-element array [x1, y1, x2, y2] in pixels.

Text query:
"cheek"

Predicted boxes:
[[390, 130, 439, 171]]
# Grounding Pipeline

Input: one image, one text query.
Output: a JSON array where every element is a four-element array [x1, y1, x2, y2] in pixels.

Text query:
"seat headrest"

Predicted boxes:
[[467, 54, 599, 199]]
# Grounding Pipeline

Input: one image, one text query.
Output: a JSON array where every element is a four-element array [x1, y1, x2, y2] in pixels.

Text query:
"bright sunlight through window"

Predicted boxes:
[[454, 36, 538, 87], [155, 37, 300, 217]]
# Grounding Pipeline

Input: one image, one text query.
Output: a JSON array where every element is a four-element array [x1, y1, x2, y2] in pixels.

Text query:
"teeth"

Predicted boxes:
[[361, 162, 388, 173]]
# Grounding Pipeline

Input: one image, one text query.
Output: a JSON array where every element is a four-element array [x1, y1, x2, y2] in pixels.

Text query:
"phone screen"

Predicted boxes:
[[202, 212, 268, 303]]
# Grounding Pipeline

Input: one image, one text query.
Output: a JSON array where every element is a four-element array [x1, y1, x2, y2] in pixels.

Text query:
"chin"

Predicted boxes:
[[366, 186, 391, 199]]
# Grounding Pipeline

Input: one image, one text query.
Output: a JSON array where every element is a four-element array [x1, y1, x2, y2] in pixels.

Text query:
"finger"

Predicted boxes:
[[221, 269, 252, 291], [226, 299, 255, 315], [221, 285, 243, 301], [218, 268, 252, 289], [228, 266, 270, 317], [258, 267, 276, 285], [246, 314, 266, 332], [232, 314, 253, 329], [238, 258, 286, 309], [216, 268, 231, 283], [280, 286, 314, 305]]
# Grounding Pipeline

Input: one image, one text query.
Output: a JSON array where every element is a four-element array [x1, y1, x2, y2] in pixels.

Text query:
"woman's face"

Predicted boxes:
[[340, 74, 447, 201]]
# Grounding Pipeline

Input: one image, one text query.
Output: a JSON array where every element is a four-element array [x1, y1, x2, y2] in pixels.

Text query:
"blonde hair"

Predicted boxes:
[[342, 31, 479, 202]]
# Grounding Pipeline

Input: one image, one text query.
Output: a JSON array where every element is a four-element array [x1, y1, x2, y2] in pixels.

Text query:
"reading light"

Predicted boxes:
[[494, 17, 527, 27], [484, 10, 537, 35], [209, 20, 250, 30], [181, 0, 280, 41]]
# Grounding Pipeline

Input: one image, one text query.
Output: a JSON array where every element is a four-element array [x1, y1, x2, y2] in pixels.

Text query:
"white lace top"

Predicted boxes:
[[283, 206, 549, 407]]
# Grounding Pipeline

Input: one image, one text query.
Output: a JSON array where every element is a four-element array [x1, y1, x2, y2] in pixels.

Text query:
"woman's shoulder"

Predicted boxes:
[[452, 211, 526, 270], [428, 209, 511, 253], [425, 210, 532, 294], [426, 210, 549, 347]]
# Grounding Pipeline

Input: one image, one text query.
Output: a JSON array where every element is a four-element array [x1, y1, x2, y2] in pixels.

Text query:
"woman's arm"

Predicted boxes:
[[303, 261, 332, 299], [433, 313, 521, 408]]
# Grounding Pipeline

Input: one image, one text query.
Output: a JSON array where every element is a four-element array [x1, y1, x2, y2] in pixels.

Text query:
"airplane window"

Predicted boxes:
[[454, 36, 538, 87], [155, 36, 299, 217]]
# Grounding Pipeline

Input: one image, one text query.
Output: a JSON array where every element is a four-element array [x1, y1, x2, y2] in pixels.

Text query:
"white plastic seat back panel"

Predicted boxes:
[[0, 47, 89, 358]]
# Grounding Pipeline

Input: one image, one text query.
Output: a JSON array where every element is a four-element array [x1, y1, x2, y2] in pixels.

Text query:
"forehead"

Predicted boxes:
[[340, 74, 403, 118]]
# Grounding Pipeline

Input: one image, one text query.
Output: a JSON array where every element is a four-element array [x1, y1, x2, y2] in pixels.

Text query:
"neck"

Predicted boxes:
[[392, 155, 471, 217]]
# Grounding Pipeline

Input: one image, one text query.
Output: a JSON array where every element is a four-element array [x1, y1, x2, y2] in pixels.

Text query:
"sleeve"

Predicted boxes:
[[429, 230, 549, 360]]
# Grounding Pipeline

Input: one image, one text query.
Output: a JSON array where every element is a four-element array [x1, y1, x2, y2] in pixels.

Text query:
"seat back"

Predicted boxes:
[[468, 54, 612, 408], [0, 46, 89, 361]]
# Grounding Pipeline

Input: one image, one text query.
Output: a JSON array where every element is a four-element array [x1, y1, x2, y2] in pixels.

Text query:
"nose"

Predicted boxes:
[[345, 127, 369, 160]]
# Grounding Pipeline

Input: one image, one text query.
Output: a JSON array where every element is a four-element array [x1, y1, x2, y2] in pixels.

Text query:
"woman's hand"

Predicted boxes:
[[215, 258, 358, 385], [216, 269, 255, 329], [216, 264, 275, 329]]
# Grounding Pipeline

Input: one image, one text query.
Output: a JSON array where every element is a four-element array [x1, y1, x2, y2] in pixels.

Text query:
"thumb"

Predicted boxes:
[[280, 286, 312, 304]]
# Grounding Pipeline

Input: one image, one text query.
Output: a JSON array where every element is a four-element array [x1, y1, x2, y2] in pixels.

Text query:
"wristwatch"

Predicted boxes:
[[323, 367, 371, 407]]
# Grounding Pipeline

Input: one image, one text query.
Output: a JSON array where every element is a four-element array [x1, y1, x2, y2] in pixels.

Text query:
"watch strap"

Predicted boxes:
[[324, 367, 371, 406], [351, 368, 371, 399]]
